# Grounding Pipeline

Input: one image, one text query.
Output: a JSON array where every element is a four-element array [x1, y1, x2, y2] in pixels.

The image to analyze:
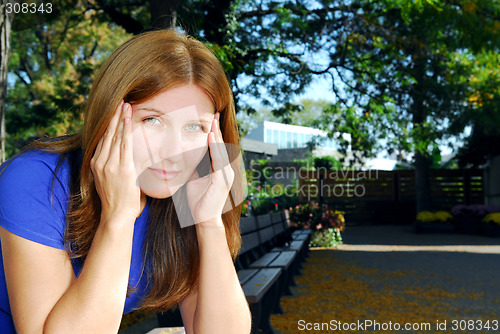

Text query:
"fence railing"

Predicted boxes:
[[297, 169, 484, 224]]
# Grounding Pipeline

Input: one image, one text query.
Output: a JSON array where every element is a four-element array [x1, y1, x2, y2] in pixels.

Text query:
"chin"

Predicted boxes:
[[142, 188, 175, 199], [136, 171, 183, 199]]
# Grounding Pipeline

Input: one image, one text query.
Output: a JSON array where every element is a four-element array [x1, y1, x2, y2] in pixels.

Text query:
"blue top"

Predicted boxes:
[[0, 150, 151, 333]]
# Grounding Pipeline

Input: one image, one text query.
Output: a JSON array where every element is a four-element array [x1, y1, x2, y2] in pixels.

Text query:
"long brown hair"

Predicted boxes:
[[10, 30, 242, 311]]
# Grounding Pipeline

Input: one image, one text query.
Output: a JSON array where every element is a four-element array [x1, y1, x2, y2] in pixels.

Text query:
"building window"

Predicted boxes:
[[278, 130, 285, 148], [299, 133, 305, 147]]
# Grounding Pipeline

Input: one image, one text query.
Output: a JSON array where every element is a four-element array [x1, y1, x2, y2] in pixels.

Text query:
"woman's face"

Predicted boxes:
[[130, 84, 215, 199]]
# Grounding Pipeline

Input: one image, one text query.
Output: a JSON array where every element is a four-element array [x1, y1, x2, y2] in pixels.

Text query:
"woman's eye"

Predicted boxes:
[[186, 123, 204, 132], [143, 117, 161, 126]]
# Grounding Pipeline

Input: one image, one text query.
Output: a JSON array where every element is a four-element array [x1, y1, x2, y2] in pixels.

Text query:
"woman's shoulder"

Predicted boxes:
[[0, 149, 73, 249], [0, 149, 70, 185]]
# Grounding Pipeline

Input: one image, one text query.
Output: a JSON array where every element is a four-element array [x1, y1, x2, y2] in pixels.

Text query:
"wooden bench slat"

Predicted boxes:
[[256, 214, 273, 229], [294, 234, 308, 241], [272, 239, 304, 252], [249, 252, 280, 268], [270, 212, 282, 224], [240, 231, 260, 255], [240, 216, 258, 234], [237, 269, 259, 285], [259, 226, 274, 244], [241, 268, 281, 304], [269, 251, 296, 269]]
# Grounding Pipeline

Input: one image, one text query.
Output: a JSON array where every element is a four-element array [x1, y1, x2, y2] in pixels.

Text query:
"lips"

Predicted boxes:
[[149, 168, 179, 180]]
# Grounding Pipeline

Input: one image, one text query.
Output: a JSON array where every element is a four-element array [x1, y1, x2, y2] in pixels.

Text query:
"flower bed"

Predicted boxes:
[[451, 204, 500, 235], [288, 202, 345, 247], [414, 211, 454, 234], [482, 213, 500, 238]]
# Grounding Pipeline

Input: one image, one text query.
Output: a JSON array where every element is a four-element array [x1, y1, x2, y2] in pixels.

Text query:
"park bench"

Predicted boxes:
[[158, 210, 310, 334]]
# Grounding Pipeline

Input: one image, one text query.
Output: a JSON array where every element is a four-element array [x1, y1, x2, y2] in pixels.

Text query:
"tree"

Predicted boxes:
[[0, 0, 14, 162], [5, 2, 130, 157], [312, 0, 500, 211], [5, 0, 499, 214]]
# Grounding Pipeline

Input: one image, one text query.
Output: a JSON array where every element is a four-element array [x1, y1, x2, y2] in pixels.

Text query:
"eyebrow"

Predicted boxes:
[[137, 107, 213, 124]]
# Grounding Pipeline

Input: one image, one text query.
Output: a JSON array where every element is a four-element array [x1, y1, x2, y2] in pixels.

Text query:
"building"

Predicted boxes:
[[240, 137, 278, 169], [244, 121, 340, 150], [244, 121, 352, 163]]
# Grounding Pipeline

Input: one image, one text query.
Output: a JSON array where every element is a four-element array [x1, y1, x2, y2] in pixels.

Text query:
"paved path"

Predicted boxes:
[[272, 224, 500, 333], [123, 224, 500, 333], [337, 225, 500, 313]]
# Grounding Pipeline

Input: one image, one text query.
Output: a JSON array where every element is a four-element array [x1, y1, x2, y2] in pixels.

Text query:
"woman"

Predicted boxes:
[[0, 30, 251, 333]]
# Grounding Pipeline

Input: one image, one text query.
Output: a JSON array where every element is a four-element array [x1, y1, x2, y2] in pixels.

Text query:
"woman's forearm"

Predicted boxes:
[[193, 219, 251, 334], [43, 214, 136, 334]]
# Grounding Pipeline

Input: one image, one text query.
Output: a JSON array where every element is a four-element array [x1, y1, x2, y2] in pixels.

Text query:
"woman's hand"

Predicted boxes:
[[185, 112, 234, 227], [90, 101, 142, 222]]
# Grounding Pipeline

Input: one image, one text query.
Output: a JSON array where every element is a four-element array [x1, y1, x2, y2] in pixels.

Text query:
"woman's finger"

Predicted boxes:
[[108, 102, 127, 163], [209, 120, 223, 172], [93, 136, 104, 162], [120, 103, 133, 165], [214, 116, 231, 169], [208, 130, 231, 189], [98, 100, 124, 162]]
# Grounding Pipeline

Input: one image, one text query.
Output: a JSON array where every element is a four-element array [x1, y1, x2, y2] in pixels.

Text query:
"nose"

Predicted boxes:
[[159, 131, 184, 163]]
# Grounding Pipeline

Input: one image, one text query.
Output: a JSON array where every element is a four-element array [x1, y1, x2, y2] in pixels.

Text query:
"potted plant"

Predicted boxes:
[[288, 202, 345, 247], [451, 204, 500, 235], [309, 207, 345, 248], [415, 210, 454, 233], [482, 213, 500, 237]]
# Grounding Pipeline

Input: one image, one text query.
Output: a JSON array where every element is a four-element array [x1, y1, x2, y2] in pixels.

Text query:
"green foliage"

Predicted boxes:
[[290, 0, 500, 169], [244, 159, 301, 215], [288, 202, 345, 247], [483, 213, 500, 226], [416, 210, 453, 223], [313, 156, 342, 170], [6, 4, 131, 157], [288, 202, 345, 231], [309, 228, 343, 248], [5, 0, 499, 172]]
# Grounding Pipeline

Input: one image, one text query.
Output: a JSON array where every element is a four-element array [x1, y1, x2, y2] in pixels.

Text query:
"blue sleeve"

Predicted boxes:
[[0, 151, 70, 250]]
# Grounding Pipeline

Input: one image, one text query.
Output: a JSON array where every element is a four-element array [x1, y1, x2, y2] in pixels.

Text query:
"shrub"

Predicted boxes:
[[288, 202, 345, 247], [483, 213, 500, 225], [416, 211, 453, 223], [289, 202, 345, 231]]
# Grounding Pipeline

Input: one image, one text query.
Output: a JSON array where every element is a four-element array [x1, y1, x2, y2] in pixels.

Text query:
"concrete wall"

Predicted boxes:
[[485, 155, 500, 207]]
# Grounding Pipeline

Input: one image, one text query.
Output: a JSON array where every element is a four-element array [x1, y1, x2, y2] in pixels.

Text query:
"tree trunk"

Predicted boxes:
[[150, 0, 179, 29], [202, 0, 231, 45], [411, 52, 433, 213], [414, 151, 432, 212], [0, 1, 13, 163]]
